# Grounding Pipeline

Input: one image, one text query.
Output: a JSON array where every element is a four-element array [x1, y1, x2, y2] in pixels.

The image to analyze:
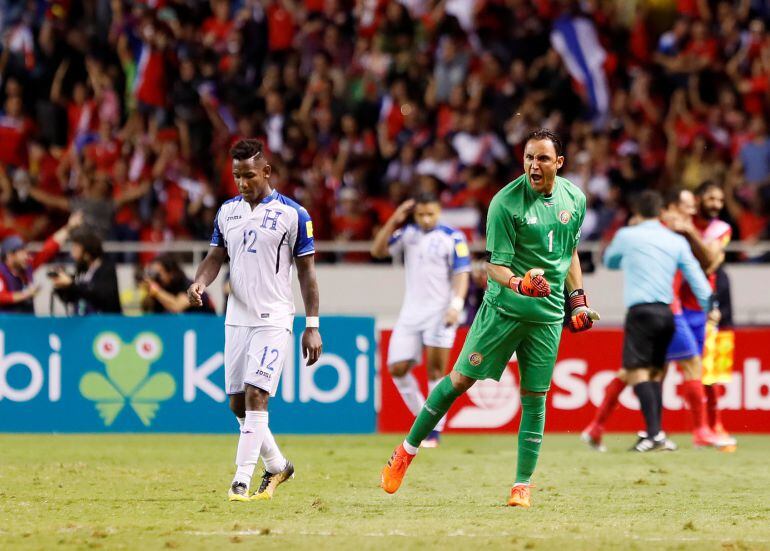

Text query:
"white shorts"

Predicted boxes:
[[387, 317, 457, 366], [224, 325, 292, 396]]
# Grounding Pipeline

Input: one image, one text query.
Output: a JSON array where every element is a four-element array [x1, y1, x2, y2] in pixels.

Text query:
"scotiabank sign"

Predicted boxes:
[[378, 328, 770, 433]]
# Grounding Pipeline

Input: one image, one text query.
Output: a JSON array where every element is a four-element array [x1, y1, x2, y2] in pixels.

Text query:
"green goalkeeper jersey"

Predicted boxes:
[[484, 174, 586, 324]]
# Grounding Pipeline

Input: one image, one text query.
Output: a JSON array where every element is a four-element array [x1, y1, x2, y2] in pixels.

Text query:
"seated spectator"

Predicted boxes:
[[141, 253, 215, 314], [51, 229, 122, 314]]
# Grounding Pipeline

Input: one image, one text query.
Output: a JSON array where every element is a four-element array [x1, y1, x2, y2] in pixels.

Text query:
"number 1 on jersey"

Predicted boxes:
[[547, 229, 554, 253]]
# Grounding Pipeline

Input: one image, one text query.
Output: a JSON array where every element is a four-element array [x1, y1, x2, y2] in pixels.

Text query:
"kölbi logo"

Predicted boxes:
[[79, 332, 175, 426], [0, 328, 372, 405]]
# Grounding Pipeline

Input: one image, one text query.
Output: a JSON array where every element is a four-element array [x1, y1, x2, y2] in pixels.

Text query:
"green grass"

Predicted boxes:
[[1, 434, 769, 550]]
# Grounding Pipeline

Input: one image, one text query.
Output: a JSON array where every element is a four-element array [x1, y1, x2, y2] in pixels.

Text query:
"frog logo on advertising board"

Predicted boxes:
[[79, 332, 175, 426]]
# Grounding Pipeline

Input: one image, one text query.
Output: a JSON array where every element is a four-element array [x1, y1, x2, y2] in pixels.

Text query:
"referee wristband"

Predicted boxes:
[[450, 296, 464, 312], [306, 316, 320, 329]]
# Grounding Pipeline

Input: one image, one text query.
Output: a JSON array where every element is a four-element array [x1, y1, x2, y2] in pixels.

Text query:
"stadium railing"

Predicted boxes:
[[25, 239, 770, 264]]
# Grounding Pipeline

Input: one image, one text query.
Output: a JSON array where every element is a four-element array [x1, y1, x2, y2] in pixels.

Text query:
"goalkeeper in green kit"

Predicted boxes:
[[380, 129, 600, 508]]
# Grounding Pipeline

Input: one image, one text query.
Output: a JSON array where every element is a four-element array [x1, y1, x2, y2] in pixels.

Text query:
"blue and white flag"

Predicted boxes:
[[550, 15, 609, 126]]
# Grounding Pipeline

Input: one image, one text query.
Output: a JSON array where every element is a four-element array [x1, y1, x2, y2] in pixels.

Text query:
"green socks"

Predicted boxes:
[[405, 377, 462, 448], [515, 394, 546, 484], [403, 378, 546, 484]]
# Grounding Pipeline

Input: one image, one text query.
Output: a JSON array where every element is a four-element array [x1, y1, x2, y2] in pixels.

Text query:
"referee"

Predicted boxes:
[[604, 191, 713, 452]]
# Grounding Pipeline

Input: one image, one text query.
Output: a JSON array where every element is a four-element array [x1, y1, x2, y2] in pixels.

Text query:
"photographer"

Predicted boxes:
[[0, 212, 83, 313], [50, 230, 122, 314], [141, 253, 215, 314]]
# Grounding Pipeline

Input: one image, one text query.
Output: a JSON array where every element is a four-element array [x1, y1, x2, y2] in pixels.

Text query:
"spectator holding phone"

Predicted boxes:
[[0, 212, 83, 313], [141, 253, 215, 314]]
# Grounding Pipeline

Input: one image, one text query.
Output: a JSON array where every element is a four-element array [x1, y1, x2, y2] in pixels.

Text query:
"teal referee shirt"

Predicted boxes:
[[603, 219, 712, 311]]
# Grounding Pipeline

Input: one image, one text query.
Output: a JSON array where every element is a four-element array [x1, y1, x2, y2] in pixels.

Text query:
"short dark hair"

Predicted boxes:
[[695, 180, 722, 197], [414, 192, 440, 205], [664, 186, 686, 207], [525, 128, 563, 156], [71, 229, 104, 260], [635, 190, 664, 219], [230, 139, 264, 161]]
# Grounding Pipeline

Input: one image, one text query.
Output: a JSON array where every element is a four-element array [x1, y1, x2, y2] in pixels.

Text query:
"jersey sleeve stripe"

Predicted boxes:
[[275, 231, 288, 273], [210, 207, 224, 247]]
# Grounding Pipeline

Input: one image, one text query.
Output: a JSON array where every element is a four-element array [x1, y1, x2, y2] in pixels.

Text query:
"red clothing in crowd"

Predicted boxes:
[[737, 209, 768, 242], [741, 75, 769, 115], [332, 212, 373, 240], [201, 16, 234, 48], [135, 46, 167, 108], [66, 100, 96, 145], [685, 37, 718, 64], [113, 178, 143, 228], [368, 197, 397, 227], [677, 0, 708, 18], [0, 114, 33, 166], [267, 3, 295, 51], [85, 138, 122, 172]]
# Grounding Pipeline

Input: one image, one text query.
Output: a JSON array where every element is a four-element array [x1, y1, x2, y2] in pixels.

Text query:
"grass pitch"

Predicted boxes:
[[1, 434, 769, 550]]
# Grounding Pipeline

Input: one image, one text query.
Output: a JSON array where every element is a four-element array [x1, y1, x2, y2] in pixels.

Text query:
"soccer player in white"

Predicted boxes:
[[188, 139, 322, 501], [371, 193, 471, 447]]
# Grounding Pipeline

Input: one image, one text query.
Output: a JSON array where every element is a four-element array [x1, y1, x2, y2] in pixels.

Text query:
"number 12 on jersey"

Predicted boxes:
[[243, 229, 257, 253]]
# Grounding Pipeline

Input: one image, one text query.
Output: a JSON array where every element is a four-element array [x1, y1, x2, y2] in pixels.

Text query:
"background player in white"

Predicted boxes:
[[188, 139, 322, 501], [371, 193, 471, 448]]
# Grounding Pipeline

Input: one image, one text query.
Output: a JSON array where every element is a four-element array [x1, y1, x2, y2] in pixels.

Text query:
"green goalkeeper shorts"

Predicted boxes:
[[454, 301, 563, 393]]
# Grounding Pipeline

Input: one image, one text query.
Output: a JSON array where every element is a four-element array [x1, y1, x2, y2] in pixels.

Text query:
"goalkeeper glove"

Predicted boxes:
[[567, 289, 600, 332], [509, 268, 551, 298]]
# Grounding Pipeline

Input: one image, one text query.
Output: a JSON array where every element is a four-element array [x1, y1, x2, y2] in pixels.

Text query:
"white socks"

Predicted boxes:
[[429, 378, 447, 432], [402, 440, 419, 455], [260, 427, 287, 474], [233, 411, 269, 486], [392, 372, 425, 416], [236, 416, 287, 479]]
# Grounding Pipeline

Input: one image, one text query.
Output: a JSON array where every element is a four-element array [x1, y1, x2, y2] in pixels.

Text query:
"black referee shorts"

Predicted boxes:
[[622, 303, 675, 370]]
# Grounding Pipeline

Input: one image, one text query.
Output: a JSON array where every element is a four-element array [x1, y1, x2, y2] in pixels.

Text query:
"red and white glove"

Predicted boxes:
[[567, 289, 600, 332], [509, 268, 551, 298]]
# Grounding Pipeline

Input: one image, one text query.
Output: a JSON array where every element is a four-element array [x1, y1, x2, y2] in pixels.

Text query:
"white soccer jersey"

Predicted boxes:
[[388, 223, 471, 326], [210, 190, 314, 330]]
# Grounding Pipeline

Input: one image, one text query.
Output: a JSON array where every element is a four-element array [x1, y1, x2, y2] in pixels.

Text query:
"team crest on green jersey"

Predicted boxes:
[[469, 352, 483, 366], [559, 210, 571, 224]]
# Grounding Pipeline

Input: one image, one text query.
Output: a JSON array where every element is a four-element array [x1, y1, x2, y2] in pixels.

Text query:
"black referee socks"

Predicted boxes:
[[633, 381, 661, 438], [652, 381, 663, 424]]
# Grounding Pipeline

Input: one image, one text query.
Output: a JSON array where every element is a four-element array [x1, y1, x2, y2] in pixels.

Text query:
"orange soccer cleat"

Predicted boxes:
[[692, 426, 736, 449], [711, 422, 738, 452], [507, 484, 533, 508], [380, 444, 415, 494]]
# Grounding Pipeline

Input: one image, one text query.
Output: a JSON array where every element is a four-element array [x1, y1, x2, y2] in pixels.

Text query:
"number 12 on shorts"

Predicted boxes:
[[259, 346, 279, 371]]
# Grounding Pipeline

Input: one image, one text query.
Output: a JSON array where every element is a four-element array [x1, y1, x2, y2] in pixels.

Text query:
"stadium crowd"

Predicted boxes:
[[2, 0, 770, 258]]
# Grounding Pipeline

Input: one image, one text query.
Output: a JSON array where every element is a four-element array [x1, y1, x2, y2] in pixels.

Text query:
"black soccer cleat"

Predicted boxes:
[[630, 431, 669, 452]]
